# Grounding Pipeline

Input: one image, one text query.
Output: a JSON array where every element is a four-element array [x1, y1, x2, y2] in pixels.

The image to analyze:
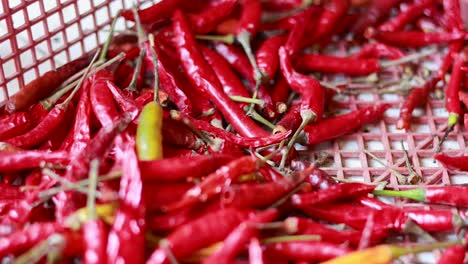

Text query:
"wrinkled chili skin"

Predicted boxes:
[[265, 241, 352, 262], [83, 219, 108, 264], [0, 150, 69, 172], [292, 183, 375, 207]]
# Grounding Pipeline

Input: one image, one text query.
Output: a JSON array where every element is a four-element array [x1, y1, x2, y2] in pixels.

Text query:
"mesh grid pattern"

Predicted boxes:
[[0, 1, 467, 190]]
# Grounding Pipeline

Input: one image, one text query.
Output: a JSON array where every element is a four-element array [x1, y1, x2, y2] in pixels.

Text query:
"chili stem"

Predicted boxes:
[[13, 234, 65, 264], [400, 140, 422, 184], [364, 150, 406, 184], [196, 34, 235, 44], [279, 109, 315, 169], [248, 109, 276, 130], [43, 53, 124, 109], [261, 235, 320, 244], [436, 120, 456, 153], [42, 168, 91, 196], [99, 10, 121, 61], [149, 33, 160, 103], [126, 7, 146, 92], [373, 189, 425, 201], [86, 159, 99, 220], [231, 95, 264, 105], [380, 48, 436, 68]]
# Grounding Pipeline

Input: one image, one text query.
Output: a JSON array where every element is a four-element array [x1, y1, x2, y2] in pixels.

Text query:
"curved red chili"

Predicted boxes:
[[255, 35, 287, 81], [437, 245, 466, 264], [190, 0, 238, 34], [435, 153, 468, 172], [301, 104, 390, 145], [351, 42, 405, 60], [0, 112, 30, 141], [146, 208, 251, 264], [312, 0, 350, 40], [173, 10, 267, 138], [121, 0, 182, 23], [351, 0, 400, 37], [89, 71, 120, 127], [265, 241, 352, 262], [378, 0, 436, 32]]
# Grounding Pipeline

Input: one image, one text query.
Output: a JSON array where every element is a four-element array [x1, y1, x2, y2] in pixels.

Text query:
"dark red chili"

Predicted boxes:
[[200, 45, 251, 107], [369, 30, 465, 47], [173, 111, 291, 148], [121, 0, 181, 23], [139, 154, 235, 182], [89, 71, 120, 127], [295, 54, 381, 76], [301, 166, 337, 190], [255, 35, 287, 80], [146, 208, 251, 263], [351, 0, 401, 37], [163, 156, 260, 212], [292, 182, 376, 208], [0, 112, 30, 141], [204, 209, 278, 264], [435, 153, 468, 172], [351, 42, 405, 60], [161, 119, 203, 150], [279, 46, 325, 118], [190, 0, 238, 34], [312, 0, 351, 40], [378, 0, 436, 32], [437, 245, 466, 264], [107, 137, 146, 264], [143, 182, 193, 212], [5, 56, 90, 113], [221, 175, 303, 209], [397, 76, 439, 130], [300, 104, 390, 145], [261, 0, 309, 11], [173, 10, 267, 138]]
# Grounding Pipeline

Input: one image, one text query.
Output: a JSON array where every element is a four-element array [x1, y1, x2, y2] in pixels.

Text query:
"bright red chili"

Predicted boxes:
[[351, 42, 405, 60], [265, 241, 352, 262], [295, 54, 380, 76], [435, 153, 468, 172], [370, 30, 465, 47], [0, 112, 30, 141], [312, 0, 350, 40], [300, 104, 390, 145], [437, 245, 466, 264], [255, 35, 287, 80], [445, 52, 465, 127], [190, 0, 238, 34], [378, 0, 436, 32], [172, 10, 267, 138], [351, 0, 400, 37]]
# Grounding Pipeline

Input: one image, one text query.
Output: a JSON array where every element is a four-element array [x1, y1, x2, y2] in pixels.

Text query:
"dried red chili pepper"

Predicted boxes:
[[89, 70, 120, 127], [107, 137, 146, 264], [163, 156, 260, 212], [139, 154, 235, 182], [374, 185, 468, 207], [378, 0, 436, 32], [351, 42, 405, 60], [255, 35, 287, 80], [300, 104, 390, 145], [161, 120, 203, 150], [369, 30, 465, 47], [312, 0, 350, 40], [200, 45, 251, 108], [285, 217, 387, 247], [173, 10, 267, 138], [0, 150, 69, 172], [292, 182, 376, 207], [296, 54, 381, 76], [204, 209, 278, 264], [270, 76, 290, 113], [83, 219, 107, 264], [435, 153, 468, 172], [397, 76, 439, 130], [212, 42, 276, 118], [437, 245, 466, 264], [143, 182, 193, 212], [146, 208, 251, 263], [351, 0, 401, 37], [172, 111, 291, 148], [265, 241, 352, 262], [121, 0, 181, 23], [4, 56, 91, 113], [279, 46, 324, 119], [0, 112, 31, 141], [190, 0, 238, 34], [261, 0, 310, 11], [302, 166, 336, 190], [106, 80, 140, 120], [221, 175, 303, 209]]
